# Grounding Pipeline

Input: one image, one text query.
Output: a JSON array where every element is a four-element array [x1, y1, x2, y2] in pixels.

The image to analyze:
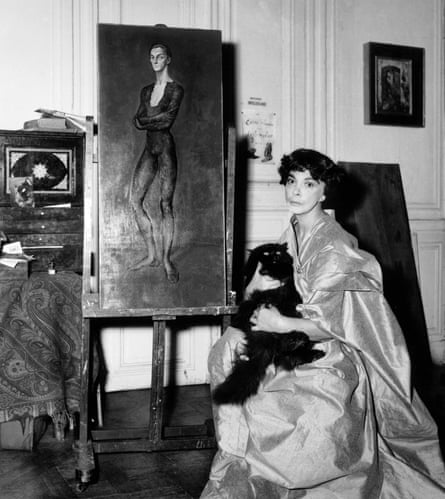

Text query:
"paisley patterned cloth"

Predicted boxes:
[[0, 272, 82, 424]]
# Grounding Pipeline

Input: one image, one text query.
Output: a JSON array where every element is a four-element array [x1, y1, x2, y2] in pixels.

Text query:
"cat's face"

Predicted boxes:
[[259, 250, 293, 282], [244, 243, 294, 297]]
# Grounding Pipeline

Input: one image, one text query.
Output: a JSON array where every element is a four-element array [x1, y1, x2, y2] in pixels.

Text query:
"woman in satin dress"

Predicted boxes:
[[201, 149, 445, 498]]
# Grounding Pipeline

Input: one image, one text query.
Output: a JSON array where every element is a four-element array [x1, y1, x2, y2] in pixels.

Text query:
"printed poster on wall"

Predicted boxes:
[[241, 108, 277, 164]]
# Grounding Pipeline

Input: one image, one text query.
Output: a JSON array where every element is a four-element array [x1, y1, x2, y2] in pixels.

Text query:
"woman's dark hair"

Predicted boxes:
[[278, 148, 343, 187], [149, 42, 172, 58]]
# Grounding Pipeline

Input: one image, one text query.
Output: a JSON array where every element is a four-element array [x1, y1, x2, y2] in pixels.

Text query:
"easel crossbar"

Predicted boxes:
[[82, 293, 237, 318]]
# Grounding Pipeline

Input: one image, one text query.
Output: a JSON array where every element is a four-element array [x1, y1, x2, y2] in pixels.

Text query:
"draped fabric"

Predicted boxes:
[[0, 272, 83, 425], [201, 214, 445, 498]]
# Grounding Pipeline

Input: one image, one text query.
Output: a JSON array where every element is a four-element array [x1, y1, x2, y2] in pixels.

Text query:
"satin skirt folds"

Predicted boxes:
[[201, 327, 383, 498]]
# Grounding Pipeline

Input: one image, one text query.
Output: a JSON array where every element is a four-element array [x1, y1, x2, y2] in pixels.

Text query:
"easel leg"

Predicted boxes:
[[148, 319, 166, 444], [75, 318, 95, 491]]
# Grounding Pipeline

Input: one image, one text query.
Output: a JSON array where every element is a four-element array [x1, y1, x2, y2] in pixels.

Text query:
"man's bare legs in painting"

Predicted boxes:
[[129, 137, 178, 282], [130, 42, 184, 283]]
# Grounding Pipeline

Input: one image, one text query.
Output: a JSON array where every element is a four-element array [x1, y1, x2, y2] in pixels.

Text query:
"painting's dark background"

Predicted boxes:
[[98, 24, 225, 309]]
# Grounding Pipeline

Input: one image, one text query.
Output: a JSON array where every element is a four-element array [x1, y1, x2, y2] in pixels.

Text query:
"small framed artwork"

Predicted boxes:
[[364, 42, 424, 127], [0, 130, 84, 206]]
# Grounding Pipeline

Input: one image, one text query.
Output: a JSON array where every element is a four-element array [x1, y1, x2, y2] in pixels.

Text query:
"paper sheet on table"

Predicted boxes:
[[0, 258, 22, 268], [2, 241, 23, 254]]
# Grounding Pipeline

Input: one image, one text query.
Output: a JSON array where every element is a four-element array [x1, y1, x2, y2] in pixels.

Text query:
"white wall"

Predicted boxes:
[[335, 0, 443, 220], [333, 0, 445, 361], [0, 0, 443, 392], [243, 0, 445, 363]]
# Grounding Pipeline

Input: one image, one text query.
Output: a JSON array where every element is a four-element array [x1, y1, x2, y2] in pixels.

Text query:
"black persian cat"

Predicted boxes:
[[212, 242, 324, 405]]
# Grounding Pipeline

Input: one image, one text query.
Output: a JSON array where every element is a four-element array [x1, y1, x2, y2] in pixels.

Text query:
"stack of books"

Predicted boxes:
[[23, 109, 87, 132], [23, 116, 68, 131]]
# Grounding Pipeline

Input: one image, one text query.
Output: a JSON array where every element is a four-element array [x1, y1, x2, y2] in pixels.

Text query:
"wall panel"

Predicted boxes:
[[411, 220, 445, 363], [334, 0, 443, 220], [101, 323, 220, 391]]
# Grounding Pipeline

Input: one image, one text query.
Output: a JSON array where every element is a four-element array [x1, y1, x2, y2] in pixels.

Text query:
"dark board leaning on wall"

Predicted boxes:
[[329, 162, 432, 389], [98, 24, 225, 309]]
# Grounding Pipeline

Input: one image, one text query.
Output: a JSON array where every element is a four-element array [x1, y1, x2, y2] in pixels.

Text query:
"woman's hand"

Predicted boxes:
[[250, 305, 288, 333], [244, 263, 282, 299], [251, 305, 332, 341]]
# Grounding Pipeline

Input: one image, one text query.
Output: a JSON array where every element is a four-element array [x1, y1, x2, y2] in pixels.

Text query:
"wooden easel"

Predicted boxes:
[[75, 119, 237, 489]]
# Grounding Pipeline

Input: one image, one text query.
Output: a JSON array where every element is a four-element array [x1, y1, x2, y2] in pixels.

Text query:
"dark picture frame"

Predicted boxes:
[[0, 130, 84, 207], [97, 24, 226, 310], [364, 42, 424, 127]]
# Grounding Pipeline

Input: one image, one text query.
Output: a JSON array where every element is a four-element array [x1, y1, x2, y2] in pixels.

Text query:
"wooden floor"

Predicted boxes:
[[0, 385, 216, 499], [1, 368, 445, 499]]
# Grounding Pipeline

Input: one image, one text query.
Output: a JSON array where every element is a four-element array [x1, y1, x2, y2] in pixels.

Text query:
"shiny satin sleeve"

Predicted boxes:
[[280, 223, 413, 398]]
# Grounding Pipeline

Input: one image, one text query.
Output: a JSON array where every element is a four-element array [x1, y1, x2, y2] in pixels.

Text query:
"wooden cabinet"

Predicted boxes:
[[0, 129, 84, 273], [0, 206, 83, 272]]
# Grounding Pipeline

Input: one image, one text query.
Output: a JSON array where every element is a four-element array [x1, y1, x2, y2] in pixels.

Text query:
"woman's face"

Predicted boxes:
[[284, 169, 325, 216], [150, 47, 170, 72]]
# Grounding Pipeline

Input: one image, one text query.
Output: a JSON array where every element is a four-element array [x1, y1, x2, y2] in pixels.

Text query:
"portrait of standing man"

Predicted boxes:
[[130, 42, 184, 282], [98, 24, 225, 310]]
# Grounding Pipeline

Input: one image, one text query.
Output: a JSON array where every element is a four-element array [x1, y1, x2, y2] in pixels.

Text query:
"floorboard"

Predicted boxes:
[[0, 367, 444, 499], [0, 385, 216, 499]]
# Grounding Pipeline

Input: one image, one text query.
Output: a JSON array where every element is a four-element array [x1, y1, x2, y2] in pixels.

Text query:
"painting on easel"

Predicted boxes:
[[98, 24, 225, 309]]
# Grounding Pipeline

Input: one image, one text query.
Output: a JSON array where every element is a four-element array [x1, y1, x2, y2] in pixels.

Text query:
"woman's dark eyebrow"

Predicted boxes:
[[288, 172, 319, 182]]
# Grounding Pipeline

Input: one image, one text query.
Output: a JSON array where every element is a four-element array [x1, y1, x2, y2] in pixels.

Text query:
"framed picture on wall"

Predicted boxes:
[[0, 130, 84, 206], [364, 42, 424, 127]]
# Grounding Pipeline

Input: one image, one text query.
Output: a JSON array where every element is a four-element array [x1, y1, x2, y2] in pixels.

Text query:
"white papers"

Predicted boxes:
[[241, 108, 277, 164], [0, 259, 18, 268], [2, 241, 22, 254], [0, 241, 34, 268]]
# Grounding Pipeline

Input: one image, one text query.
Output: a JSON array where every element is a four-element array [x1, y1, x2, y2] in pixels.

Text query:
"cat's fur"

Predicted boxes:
[[212, 243, 324, 405]]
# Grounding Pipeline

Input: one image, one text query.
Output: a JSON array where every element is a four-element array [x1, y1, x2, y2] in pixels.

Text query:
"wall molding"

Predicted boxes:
[[209, 0, 233, 40], [303, 0, 336, 155], [403, 0, 443, 219], [246, 210, 289, 245], [418, 243, 441, 332], [99, 0, 122, 24], [73, 0, 98, 116], [429, 0, 443, 216], [102, 324, 220, 391], [51, 0, 74, 111], [418, 241, 443, 363], [179, 0, 197, 28], [281, 0, 297, 154], [411, 217, 445, 363], [325, 0, 336, 159]]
